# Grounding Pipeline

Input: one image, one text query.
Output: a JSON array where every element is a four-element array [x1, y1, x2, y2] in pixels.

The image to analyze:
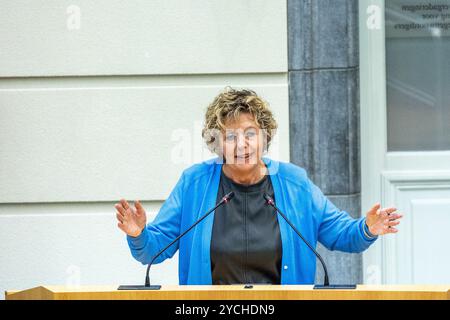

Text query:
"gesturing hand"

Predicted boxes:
[[365, 203, 403, 236], [115, 199, 147, 238]]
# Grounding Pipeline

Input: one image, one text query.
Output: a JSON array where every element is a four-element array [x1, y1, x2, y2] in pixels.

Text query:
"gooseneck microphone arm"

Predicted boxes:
[[145, 191, 235, 287], [118, 191, 235, 290], [263, 193, 330, 287]]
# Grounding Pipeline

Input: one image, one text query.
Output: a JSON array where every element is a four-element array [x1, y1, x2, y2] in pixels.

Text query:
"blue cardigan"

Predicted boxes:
[[127, 157, 377, 285]]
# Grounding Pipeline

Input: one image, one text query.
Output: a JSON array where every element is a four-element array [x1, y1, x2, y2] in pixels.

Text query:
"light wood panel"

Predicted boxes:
[[6, 285, 450, 300]]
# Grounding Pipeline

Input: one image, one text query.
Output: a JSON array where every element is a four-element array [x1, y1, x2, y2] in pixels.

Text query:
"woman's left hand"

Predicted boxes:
[[365, 203, 403, 236]]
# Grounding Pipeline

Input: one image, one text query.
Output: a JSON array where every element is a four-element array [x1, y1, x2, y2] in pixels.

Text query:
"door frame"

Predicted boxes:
[[360, 0, 388, 284], [359, 0, 450, 284]]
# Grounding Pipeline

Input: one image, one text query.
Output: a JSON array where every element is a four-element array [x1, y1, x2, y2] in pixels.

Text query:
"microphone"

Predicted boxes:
[[263, 193, 356, 290], [118, 191, 235, 290]]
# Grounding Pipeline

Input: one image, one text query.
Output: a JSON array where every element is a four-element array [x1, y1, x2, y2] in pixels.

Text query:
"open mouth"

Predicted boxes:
[[234, 153, 252, 160]]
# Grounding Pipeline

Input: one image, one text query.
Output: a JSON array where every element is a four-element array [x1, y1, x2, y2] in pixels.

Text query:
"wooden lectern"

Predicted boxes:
[[5, 285, 450, 300]]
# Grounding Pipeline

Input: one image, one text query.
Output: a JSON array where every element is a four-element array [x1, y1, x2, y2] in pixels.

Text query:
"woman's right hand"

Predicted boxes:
[[115, 199, 147, 237]]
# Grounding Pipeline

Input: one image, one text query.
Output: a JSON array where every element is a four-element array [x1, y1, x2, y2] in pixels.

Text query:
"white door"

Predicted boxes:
[[360, 0, 450, 284]]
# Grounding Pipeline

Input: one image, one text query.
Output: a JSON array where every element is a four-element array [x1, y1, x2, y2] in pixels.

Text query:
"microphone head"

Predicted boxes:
[[263, 193, 273, 202], [223, 191, 235, 203]]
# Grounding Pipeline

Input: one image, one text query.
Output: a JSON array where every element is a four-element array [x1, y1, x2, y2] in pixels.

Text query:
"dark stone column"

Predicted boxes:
[[288, 0, 362, 285]]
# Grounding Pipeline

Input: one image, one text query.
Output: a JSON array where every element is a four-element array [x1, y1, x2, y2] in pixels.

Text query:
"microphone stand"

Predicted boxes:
[[118, 191, 235, 290], [263, 193, 356, 290]]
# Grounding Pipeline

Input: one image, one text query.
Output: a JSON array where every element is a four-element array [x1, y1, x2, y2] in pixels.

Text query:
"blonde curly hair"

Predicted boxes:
[[202, 87, 278, 155]]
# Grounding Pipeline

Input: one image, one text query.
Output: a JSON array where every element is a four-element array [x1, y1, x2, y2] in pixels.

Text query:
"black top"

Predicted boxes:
[[210, 167, 282, 284]]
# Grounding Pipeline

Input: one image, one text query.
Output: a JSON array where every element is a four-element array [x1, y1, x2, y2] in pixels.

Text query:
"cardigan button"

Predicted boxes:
[[283, 265, 288, 270]]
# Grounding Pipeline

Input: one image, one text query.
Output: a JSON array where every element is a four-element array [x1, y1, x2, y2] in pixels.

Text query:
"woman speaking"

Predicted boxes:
[[114, 88, 402, 285]]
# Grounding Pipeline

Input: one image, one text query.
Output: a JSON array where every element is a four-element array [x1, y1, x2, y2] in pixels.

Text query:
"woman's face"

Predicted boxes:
[[221, 112, 265, 171]]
